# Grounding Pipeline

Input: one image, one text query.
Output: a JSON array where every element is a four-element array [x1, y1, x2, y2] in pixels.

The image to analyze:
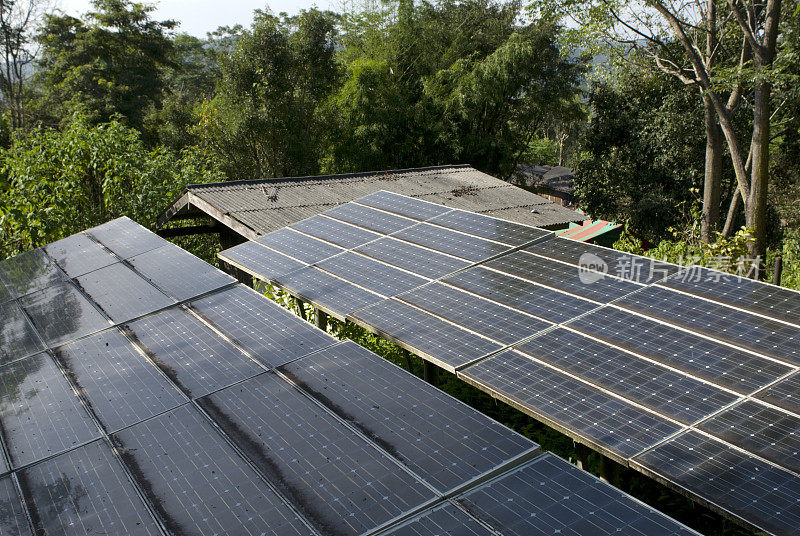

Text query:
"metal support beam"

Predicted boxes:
[[574, 442, 590, 471], [423, 360, 438, 386], [296, 298, 308, 321], [315, 309, 328, 331]]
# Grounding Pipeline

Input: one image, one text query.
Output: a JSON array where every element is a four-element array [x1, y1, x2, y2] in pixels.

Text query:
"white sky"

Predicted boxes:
[[54, 0, 334, 36]]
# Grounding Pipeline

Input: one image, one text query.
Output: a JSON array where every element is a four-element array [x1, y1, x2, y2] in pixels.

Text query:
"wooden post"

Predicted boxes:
[[403, 350, 413, 373], [599, 455, 621, 488], [574, 442, 590, 471], [295, 298, 307, 321], [423, 360, 438, 386], [315, 309, 328, 331], [774, 256, 783, 286]]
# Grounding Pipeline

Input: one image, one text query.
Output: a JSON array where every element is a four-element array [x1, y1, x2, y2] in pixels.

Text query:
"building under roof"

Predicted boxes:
[[157, 165, 586, 242]]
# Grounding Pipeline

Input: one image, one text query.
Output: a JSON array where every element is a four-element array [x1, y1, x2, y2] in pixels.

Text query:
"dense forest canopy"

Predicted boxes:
[[0, 0, 796, 288]]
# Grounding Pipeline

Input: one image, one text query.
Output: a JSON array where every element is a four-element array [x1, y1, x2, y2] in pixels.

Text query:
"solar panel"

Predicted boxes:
[[111, 404, 312, 535], [442, 266, 594, 323], [274, 266, 384, 319], [459, 349, 682, 460], [86, 217, 168, 259], [393, 223, 511, 262], [631, 430, 800, 536], [485, 250, 642, 303], [0, 352, 100, 468], [396, 282, 551, 345], [198, 370, 436, 535], [616, 286, 800, 366], [0, 280, 10, 304], [255, 227, 345, 264], [354, 237, 471, 279], [323, 202, 417, 234], [316, 252, 429, 297], [384, 503, 492, 536], [754, 372, 800, 415], [525, 238, 680, 284], [660, 266, 800, 326], [74, 262, 174, 323], [218, 240, 305, 282], [187, 285, 338, 368], [128, 244, 235, 301], [17, 440, 161, 535], [0, 249, 63, 299], [515, 329, 739, 425], [426, 209, 550, 246], [356, 190, 452, 221], [279, 341, 537, 493], [123, 307, 263, 398], [291, 215, 381, 249], [19, 282, 110, 347], [567, 307, 793, 394], [53, 329, 185, 434], [0, 300, 45, 364], [43, 232, 118, 278], [0, 475, 30, 534], [349, 299, 503, 372]]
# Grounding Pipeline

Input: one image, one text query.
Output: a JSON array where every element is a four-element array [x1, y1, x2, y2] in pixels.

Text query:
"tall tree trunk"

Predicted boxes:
[[747, 79, 770, 260], [701, 96, 723, 242]]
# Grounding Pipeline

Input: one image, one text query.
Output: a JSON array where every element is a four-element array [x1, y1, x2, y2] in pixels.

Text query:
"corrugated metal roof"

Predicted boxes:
[[160, 165, 586, 237]]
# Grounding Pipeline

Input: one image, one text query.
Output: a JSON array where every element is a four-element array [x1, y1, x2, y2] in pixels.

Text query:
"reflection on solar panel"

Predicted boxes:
[[384, 503, 491, 536], [356, 190, 452, 221], [393, 223, 511, 262], [274, 266, 384, 319], [754, 372, 800, 415], [127, 244, 235, 301], [316, 252, 429, 297], [660, 266, 800, 326], [218, 240, 304, 282], [631, 430, 800, 536], [324, 202, 417, 234], [0, 249, 63, 299], [397, 282, 551, 345], [291, 214, 381, 249], [256, 227, 345, 264], [350, 299, 503, 372], [525, 238, 680, 284], [43, 232, 117, 278], [198, 370, 436, 535], [111, 404, 312, 536], [0, 475, 29, 534], [74, 262, 174, 322], [19, 282, 109, 347], [0, 352, 99, 468], [279, 341, 537, 493], [617, 286, 800, 366], [86, 216, 167, 259], [460, 349, 682, 460], [17, 440, 161, 535], [0, 301, 45, 363], [187, 284, 337, 368], [53, 329, 185, 433], [426, 209, 550, 246], [354, 237, 471, 279]]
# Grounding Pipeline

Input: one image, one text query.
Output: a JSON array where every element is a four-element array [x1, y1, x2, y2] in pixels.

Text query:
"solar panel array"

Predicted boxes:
[[219, 191, 800, 535], [0, 217, 696, 535]]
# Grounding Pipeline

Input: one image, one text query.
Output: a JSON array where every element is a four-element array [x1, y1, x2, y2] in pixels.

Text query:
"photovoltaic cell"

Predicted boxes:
[[198, 371, 436, 536], [754, 372, 800, 416], [86, 217, 168, 260], [393, 223, 511, 262], [355, 190, 452, 221], [616, 286, 800, 366], [442, 266, 593, 324], [525, 238, 680, 284], [568, 307, 792, 394], [426, 209, 550, 246], [632, 430, 800, 536], [128, 244, 235, 301], [112, 404, 311, 536], [316, 252, 429, 297], [187, 285, 337, 368], [124, 307, 263, 398], [291, 215, 381, 249], [219, 240, 304, 281], [456, 453, 698, 536], [256, 228, 344, 264], [280, 341, 536, 493], [274, 266, 384, 319], [0, 249, 63, 299], [384, 503, 491, 536], [17, 440, 161, 536], [660, 266, 800, 327], [349, 299, 502, 372], [460, 349, 682, 460], [0, 281, 10, 303], [53, 329, 185, 434], [43, 232, 117, 278], [0, 300, 45, 364], [74, 263, 174, 323], [323, 202, 417, 234], [515, 329, 739, 425], [0, 475, 30, 535], [19, 282, 110, 347], [485, 251, 642, 303], [354, 237, 471, 279], [697, 400, 800, 474], [397, 282, 551, 345], [0, 352, 100, 468]]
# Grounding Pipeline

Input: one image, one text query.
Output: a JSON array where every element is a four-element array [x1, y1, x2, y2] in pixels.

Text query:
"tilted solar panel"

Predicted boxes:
[[323, 201, 418, 234], [43, 231, 117, 278], [0, 475, 30, 534], [425, 208, 551, 246], [393, 223, 512, 262], [86, 217, 168, 260], [356, 190, 453, 221], [218, 239, 305, 282], [0, 249, 63, 299], [256, 227, 345, 264], [316, 252, 429, 298], [354, 237, 471, 280], [291, 214, 382, 249], [0, 300, 45, 364]]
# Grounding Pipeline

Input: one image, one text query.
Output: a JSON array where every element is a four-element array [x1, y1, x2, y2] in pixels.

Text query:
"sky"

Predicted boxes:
[[55, 0, 334, 36]]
